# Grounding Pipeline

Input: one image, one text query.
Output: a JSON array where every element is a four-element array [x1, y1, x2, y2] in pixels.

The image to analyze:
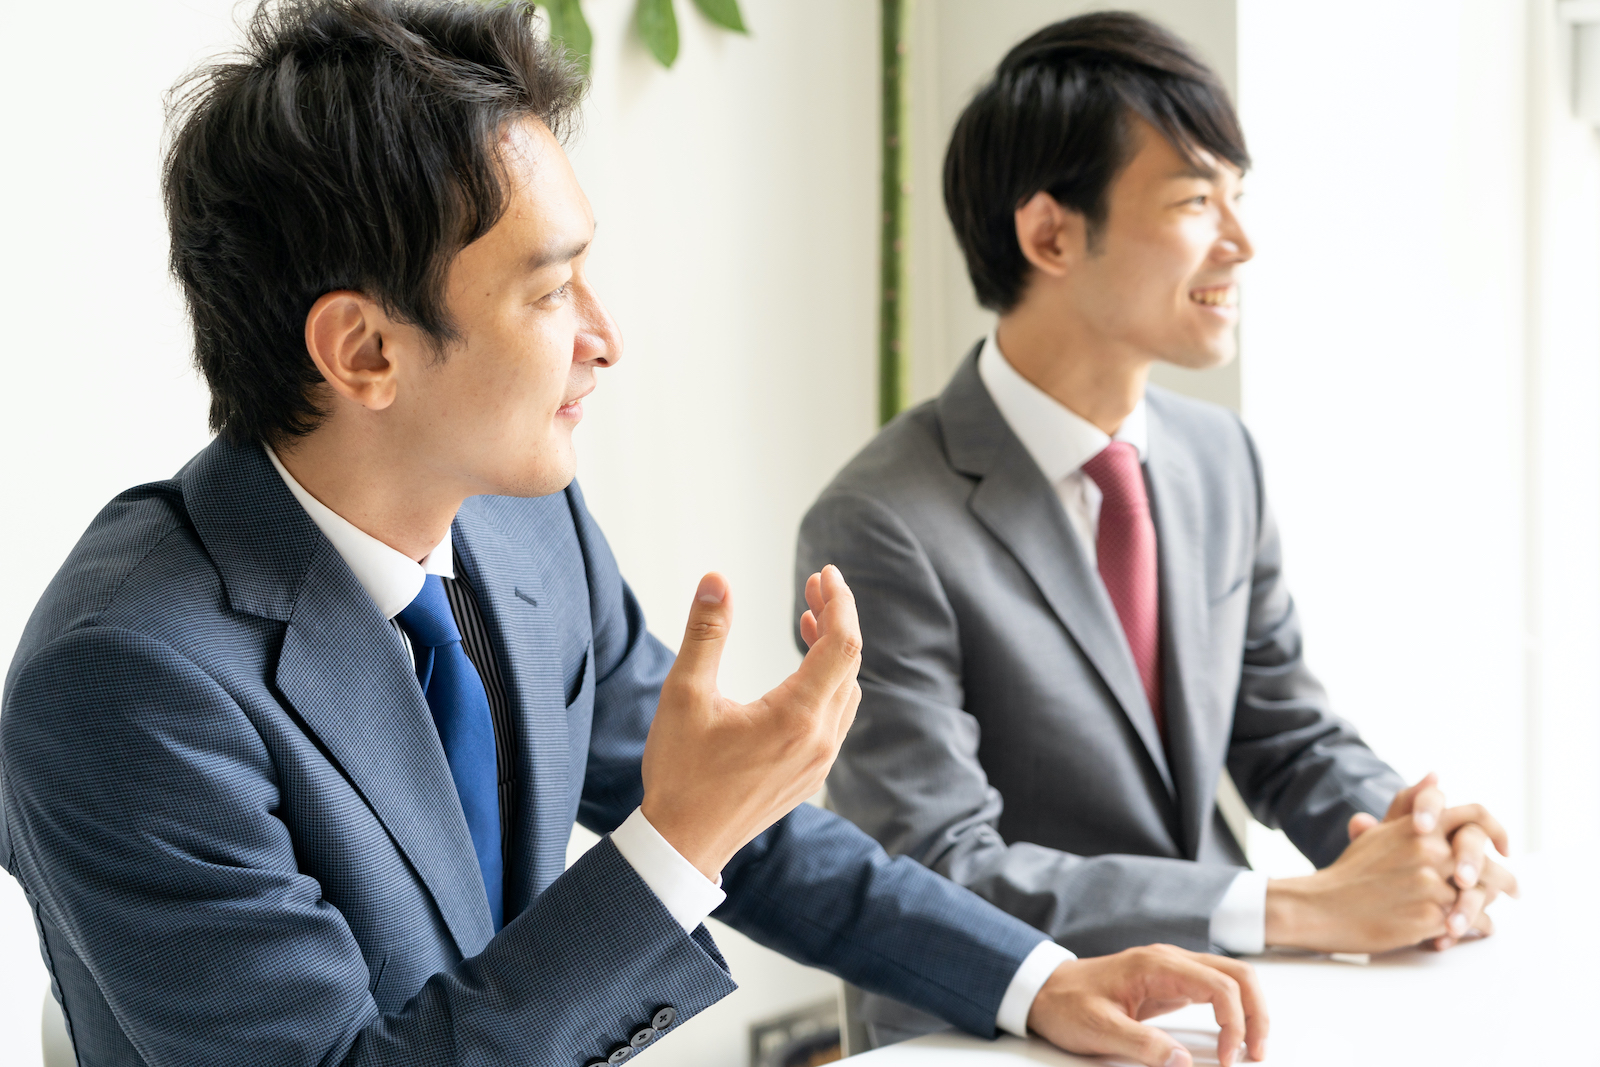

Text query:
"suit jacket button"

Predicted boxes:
[[585, 1062, 608, 1067], [651, 1006, 676, 1030], [630, 1027, 657, 1048], [607, 1046, 635, 1064]]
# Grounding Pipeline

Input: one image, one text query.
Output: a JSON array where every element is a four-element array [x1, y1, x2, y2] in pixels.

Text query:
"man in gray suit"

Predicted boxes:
[[797, 11, 1516, 1043]]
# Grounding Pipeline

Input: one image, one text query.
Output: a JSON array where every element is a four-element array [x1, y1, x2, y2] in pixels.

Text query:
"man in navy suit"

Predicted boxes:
[[0, 2, 1268, 1065]]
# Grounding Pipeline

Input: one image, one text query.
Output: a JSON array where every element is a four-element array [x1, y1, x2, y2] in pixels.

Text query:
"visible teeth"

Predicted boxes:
[[1190, 288, 1234, 307]]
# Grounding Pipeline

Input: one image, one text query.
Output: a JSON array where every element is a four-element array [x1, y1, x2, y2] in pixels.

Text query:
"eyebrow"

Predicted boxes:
[[1168, 163, 1220, 181], [526, 223, 596, 273]]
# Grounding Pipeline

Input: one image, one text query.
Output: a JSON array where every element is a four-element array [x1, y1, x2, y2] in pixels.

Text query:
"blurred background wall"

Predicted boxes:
[[1, 1, 1595, 1064]]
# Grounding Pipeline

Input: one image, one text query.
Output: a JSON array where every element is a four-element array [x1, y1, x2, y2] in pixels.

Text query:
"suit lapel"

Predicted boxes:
[[1144, 400, 1225, 859], [182, 437, 494, 958], [275, 550, 496, 956], [451, 506, 571, 916], [941, 355, 1175, 799]]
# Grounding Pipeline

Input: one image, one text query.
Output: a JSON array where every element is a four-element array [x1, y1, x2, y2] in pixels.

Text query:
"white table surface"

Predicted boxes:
[[853, 856, 1594, 1065]]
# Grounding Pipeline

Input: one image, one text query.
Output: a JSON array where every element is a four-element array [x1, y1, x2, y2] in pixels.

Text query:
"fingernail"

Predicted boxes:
[[695, 576, 724, 604], [1448, 911, 1468, 936], [1456, 862, 1477, 887], [1414, 811, 1437, 832], [1164, 1048, 1191, 1067]]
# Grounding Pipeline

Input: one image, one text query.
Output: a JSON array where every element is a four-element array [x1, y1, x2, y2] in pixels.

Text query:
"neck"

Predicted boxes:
[[995, 304, 1149, 436], [274, 420, 463, 563]]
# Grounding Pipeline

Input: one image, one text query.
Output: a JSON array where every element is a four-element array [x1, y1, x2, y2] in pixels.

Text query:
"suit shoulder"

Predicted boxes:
[[7, 480, 226, 692], [1145, 386, 1255, 459], [814, 400, 959, 511]]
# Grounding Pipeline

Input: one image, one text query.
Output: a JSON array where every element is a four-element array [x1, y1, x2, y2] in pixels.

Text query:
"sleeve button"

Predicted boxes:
[[630, 1027, 657, 1048], [651, 1006, 677, 1030], [607, 1046, 635, 1064]]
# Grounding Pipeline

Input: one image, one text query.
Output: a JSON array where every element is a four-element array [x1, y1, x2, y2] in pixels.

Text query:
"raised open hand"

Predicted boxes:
[[640, 566, 863, 879]]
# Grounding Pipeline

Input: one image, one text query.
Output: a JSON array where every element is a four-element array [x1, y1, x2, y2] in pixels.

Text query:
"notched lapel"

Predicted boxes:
[[941, 353, 1174, 798], [276, 545, 495, 957], [1145, 417, 1226, 859], [451, 509, 571, 918], [968, 441, 1176, 800]]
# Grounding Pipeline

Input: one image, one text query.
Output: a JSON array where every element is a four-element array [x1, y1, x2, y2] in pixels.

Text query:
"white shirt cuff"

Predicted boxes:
[[1209, 870, 1269, 955], [996, 940, 1076, 1038], [608, 807, 727, 933]]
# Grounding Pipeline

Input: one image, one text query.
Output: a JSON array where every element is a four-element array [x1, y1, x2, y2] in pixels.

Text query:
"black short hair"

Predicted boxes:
[[163, 0, 585, 446], [943, 11, 1249, 313]]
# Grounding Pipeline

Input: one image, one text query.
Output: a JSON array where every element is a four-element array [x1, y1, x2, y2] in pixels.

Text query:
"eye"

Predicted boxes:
[[539, 283, 570, 306], [1189, 195, 1209, 207]]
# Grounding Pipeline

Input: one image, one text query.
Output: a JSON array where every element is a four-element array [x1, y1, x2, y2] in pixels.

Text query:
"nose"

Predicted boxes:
[[574, 283, 622, 369], [1217, 201, 1254, 265]]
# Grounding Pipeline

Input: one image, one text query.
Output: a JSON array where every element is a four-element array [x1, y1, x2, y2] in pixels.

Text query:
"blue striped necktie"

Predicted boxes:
[[396, 574, 503, 930]]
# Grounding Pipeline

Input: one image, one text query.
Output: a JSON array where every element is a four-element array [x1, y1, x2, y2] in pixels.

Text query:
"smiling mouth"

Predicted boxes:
[[1189, 285, 1236, 307]]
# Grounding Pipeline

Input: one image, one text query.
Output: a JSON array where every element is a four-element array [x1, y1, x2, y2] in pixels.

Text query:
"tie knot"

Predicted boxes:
[[1081, 441, 1147, 511], [395, 574, 461, 648]]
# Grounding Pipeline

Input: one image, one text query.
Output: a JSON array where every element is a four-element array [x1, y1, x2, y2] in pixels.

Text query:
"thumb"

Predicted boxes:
[[1348, 812, 1379, 841], [671, 573, 732, 688], [1095, 1010, 1192, 1067]]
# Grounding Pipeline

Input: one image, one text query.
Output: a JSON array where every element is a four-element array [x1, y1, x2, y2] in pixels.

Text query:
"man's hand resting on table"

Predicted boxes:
[[1264, 773, 1518, 954], [1028, 946, 1268, 1067], [640, 565, 863, 880]]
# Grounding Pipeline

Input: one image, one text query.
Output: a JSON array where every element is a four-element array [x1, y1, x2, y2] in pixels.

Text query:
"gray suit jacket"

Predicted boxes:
[[796, 349, 1404, 964]]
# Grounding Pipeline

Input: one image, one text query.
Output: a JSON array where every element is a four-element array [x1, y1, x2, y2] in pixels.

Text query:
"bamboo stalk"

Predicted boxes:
[[878, 0, 910, 426]]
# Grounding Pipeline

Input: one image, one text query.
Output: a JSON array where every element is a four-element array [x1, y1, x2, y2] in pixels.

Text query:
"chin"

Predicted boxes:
[[1164, 338, 1237, 371]]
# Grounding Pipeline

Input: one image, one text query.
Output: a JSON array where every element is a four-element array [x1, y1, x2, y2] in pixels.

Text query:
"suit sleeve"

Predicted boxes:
[[800, 489, 1240, 957], [1, 627, 736, 1067], [1225, 423, 1405, 868], [564, 483, 1047, 1037]]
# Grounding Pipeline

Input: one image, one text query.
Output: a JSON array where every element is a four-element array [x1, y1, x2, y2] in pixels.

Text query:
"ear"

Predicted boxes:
[[1013, 191, 1087, 280], [303, 290, 399, 412]]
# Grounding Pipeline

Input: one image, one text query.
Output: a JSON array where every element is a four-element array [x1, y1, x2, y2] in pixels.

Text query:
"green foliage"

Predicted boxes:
[[635, 0, 680, 67], [521, 0, 746, 71], [691, 0, 747, 34], [543, 0, 593, 74]]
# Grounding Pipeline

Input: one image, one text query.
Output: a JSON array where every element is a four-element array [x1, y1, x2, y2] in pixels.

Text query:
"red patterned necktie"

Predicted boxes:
[[1081, 441, 1162, 737]]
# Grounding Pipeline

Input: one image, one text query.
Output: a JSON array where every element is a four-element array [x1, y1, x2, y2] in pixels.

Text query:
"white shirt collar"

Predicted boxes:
[[976, 330, 1147, 484], [266, 446, 454, 620]]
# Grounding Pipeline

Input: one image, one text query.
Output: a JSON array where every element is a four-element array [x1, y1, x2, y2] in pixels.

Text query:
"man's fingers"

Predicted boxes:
[[1471, 910, 1496, 938], [1385, 772, 1438, 821], [1479, 857, 1519, 899], [1439, 804, 1511, 856], [1446, 886, 1487, 940], [785, 567, 862, 709], [1449, 824, 1490, 888], [804, 571, 824, 626], [1091, 1006, 1194, 1067], [1348, 812, 1378, 841], [1410, 783, 1446, 834], [799, 610, 819, 649], [1199, 955, 1268, 1062], [670, 573, 732, 688]]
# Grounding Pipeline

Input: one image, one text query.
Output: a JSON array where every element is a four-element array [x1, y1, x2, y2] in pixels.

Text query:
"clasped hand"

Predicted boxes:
[[1266, 773, 1518, 954]]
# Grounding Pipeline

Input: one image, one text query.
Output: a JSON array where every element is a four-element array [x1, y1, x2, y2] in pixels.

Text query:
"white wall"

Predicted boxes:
[[1522, 0, 1600, 854], [1236, 0, 1544, 851], [0, 1, 877, 1063]]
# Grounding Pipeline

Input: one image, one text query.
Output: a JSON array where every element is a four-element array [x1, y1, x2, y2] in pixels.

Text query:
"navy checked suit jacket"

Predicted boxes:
[[0, 438, 1047, 1066]]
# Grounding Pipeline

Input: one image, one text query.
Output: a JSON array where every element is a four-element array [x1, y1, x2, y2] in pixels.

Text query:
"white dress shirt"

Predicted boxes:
[[977, 334, 1269, 957], [267, 447, 1063, 1031]]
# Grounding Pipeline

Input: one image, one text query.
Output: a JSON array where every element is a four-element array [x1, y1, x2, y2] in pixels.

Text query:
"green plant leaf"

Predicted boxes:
[[691, 0, 746, 34], [635, 0, 679, 67], [544, 0, 593, 74]]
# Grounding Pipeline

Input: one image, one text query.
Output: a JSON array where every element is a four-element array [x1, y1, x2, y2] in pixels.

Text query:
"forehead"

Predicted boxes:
[[1117, 117, 1242, 190], [484, 118, 592, 251]]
